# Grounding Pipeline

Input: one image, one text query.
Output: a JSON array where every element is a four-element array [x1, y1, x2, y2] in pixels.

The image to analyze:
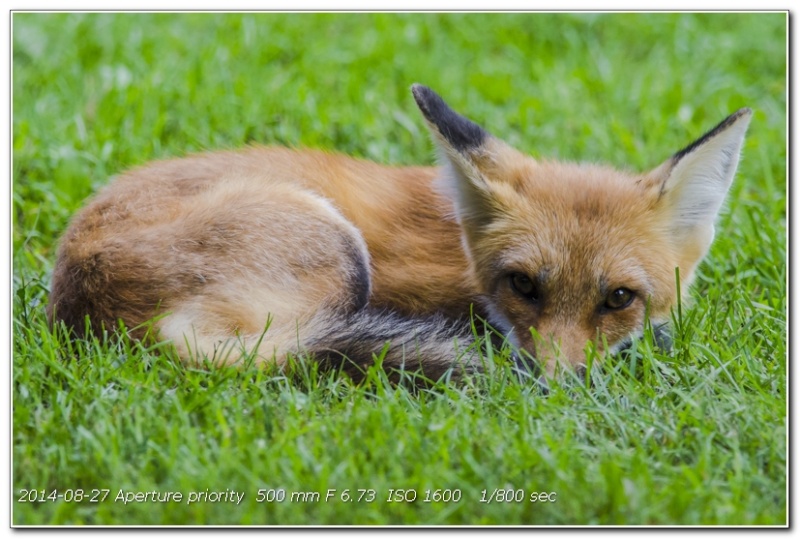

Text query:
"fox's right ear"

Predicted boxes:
[[647, 108, 752, 277], [411, 84, 516, 224]]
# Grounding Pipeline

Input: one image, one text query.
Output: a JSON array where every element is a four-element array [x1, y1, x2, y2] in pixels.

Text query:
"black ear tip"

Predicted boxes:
[[726, 107, 753, 125], [410, 83, 430, 96], [411, 83, 445, 123], [410, 84, 488, 152], [411, 84, 437, 110], [671, 106, 753, 163]]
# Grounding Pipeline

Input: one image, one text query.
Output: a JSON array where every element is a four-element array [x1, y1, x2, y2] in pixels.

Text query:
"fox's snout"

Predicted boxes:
[[516, 327, 599, 377]]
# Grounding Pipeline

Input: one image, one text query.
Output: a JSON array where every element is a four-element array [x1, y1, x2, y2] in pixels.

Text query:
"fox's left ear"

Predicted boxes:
[[411, 84, 520, 226], [648, 108, 752, 265]]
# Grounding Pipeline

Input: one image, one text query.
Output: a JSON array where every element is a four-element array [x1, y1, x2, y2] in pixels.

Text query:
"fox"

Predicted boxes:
[[46, 84, 752, 381]]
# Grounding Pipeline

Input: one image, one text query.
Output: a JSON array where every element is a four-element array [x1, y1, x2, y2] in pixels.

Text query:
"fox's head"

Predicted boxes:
[[412, 84, 752, 376]]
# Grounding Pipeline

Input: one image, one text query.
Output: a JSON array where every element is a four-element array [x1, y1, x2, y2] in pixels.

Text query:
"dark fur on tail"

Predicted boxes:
[[307, 308, 482, 383]]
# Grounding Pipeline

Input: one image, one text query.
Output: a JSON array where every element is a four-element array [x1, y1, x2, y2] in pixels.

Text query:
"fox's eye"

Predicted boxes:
[[510, 273, 539, 302], [604, 288, 635, 310]]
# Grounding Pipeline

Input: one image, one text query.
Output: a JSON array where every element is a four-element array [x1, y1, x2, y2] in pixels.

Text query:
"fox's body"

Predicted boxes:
[[47, 85, 751, 379]]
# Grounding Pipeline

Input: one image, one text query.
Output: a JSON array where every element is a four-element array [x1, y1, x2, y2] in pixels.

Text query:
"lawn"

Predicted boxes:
[[12, 12, 787, 526]]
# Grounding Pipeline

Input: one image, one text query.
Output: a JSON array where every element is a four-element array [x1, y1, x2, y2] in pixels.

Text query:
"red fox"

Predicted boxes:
[[46, 85, 751, 380]]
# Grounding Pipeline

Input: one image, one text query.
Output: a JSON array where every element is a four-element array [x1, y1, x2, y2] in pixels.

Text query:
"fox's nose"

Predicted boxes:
[[528, 328, 593, 378]]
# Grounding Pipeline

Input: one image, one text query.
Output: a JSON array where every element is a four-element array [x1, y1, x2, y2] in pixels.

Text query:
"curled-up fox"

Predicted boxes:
[[47, 85, 751, 380]]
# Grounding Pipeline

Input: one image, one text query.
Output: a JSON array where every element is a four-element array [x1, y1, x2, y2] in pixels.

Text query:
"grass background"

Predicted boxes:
[[12, 12, 786, 525]]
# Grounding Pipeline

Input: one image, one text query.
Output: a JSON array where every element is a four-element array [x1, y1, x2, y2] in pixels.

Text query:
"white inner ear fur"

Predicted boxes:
[[433, 160, 481, 224], [431, 143, 493, 226], [661, 112, 752, 234]]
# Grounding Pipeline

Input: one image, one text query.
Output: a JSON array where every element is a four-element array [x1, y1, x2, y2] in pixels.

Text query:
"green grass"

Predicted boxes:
[[13, 12, 786, 526]]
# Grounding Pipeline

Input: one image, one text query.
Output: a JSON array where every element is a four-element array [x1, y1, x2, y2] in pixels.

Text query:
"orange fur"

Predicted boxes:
[[47, 85, 751, 377]]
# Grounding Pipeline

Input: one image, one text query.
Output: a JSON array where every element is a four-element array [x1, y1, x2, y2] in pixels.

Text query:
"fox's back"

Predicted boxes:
[[48, 147, 476, 339]]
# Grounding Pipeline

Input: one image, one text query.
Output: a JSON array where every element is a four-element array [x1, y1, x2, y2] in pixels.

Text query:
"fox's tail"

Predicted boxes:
[[305, 307, 483, 382], [165, 306, 487, 383]]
